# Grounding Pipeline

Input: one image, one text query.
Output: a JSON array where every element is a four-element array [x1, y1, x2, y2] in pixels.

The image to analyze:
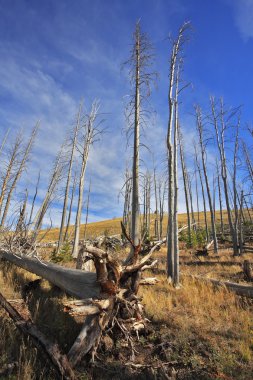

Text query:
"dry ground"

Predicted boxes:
[[1, 214, 253, 379]]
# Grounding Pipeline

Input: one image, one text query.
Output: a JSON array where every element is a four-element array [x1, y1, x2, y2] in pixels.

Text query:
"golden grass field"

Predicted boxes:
[[1, 213, 253, 379], [40, 209, 245, 242]]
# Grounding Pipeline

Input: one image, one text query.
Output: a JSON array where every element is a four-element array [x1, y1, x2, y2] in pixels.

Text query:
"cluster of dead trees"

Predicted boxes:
[[1, 20, 253, 377], [0, 20, 253, 286]]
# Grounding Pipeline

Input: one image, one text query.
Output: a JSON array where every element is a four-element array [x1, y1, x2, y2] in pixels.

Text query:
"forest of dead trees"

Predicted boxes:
[[0, 21, 253, 377]]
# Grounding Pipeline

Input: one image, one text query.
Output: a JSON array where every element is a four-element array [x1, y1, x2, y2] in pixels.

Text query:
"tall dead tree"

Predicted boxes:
[[0, 132, 22, 220], [194, 145, 209, 241], [32, 147, 63, 237], [1, 123, 39, 227], [72, 101, 101, 259], [153, 160, 160, 239], [195, 106, 218, 253], [124, 21, 156, 260], [0, 129, 10, 158], [166, 22, 190, 284], [158, 176, 166, 238], [57, 107, 80, 254], [122, 167, 132, 237], [178, 127, 192, 246], [211, 97, 239, 255], [216, 160, 224, 234], [64, 171, 77, 242]]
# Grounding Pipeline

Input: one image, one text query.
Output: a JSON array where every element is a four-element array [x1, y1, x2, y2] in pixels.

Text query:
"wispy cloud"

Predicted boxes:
[[227, 0, 253, 40]]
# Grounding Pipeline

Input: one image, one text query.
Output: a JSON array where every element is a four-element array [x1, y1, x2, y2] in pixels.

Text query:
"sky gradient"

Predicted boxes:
[[0, 0, 253, 226]]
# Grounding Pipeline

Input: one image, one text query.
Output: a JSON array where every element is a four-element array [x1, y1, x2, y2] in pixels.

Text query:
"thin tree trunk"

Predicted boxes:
[[57, 109, 80, 254], [196, 106, 218, 253], [1, 124, 39, 227], [131, 23, 141, 250], [64, 172, 77, 242]]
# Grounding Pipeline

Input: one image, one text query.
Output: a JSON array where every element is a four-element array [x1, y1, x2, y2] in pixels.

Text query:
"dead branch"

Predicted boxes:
[[0, 291, 75, 380]]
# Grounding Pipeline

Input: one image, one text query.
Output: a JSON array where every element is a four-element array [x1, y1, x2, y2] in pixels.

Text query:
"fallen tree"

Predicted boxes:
[[183, 273, 253, 298], [0, 234, 165, 367], [0, 291, 75, 380]]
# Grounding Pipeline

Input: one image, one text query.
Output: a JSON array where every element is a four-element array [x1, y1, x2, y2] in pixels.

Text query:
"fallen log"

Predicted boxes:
[[0, 291, 75, 380], [0, 250, 99, 299], [183, 274, 253, 298], [180, 261, 242, 267], [139, 277, 159, 285], [243, 260, 253, 281]]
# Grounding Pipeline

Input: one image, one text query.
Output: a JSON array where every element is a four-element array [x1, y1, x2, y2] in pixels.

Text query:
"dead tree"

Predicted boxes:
[[194, 158, 200, 227], [194, 144, 209, 241], [0, 128, 10, 158], [72, 101, 101, 259], [211, 97, 239, 255], [142, 171, 151, 237], [153, 160, 160, 239], [0, 228, 166, 366], [195, 106, 218, 253], [32, 147, 63, 238], [158, 176, 166, 238], [124, 21, 156, 261], [167, 22, 190, 285], [1, 123, 39, 227], [216, 160, 224, 234], [64, 171, 77, 242], [122, 167, 132, 238], [0, 132, 22, 219], [57, 107, 80, 254], [178, 127, 192, 246]]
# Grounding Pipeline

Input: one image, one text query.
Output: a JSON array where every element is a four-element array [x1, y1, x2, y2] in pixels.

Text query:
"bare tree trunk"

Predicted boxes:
[[72, 102, 100, 259], [173, 85, 179, 286], [122, 168, 132, 237], [166, 22, 190, 282], [0, 128, 10, 158], [178, 128, 192, 246], [194, 146, 209, 242], [0, 133, 22, 219], [32, 147, 63, 237], [216, 161, 224, 234], [28, 171, 40, 228], [1, 124, 39, 227], [64, 172, 77, 242], [57, 108, 80, 254], [194, 160, 200, 228], [211, 97, 238, 255], [196, 106, 218, 253], [153, 163, 160, 239], [131, 23, 141, 250]]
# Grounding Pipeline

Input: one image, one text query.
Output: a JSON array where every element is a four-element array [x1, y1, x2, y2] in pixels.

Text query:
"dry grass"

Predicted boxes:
[[140, 275, 253, 379], [1, 225, 253, 379], [40, 209, 252, 242]]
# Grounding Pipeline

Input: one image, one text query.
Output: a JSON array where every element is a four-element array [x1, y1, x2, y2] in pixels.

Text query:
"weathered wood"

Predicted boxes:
[[0, 291, 75, 380], [0, 250, 99, 299], [243, 260, 253, 281], [67, 298, 114, 367], [181, 261, 242, 267], [140, 277, 159, 285], [184, 274, 253, 298]]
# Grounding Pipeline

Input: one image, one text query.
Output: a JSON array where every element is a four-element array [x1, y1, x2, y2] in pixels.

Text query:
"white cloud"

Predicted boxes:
[[228, 0, 253, 40]]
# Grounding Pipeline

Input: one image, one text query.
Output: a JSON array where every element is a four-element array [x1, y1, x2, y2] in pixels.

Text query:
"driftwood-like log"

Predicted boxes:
[[184, 274, 253, 298], [140, 277, 159, 285], [0, 250, 99, 299], [67, 298, 114, 367], [243, 260, 253, 281], [181, 261, 242, 267], [0, 291, 75, 380], [1, 235, 164, 366]]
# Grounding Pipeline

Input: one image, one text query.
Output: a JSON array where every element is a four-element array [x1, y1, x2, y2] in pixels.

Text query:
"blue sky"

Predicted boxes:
[[0, 0, 253, 226]]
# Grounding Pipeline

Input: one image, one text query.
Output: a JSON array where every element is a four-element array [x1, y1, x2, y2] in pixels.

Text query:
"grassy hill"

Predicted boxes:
[[41, 209, 246, 242]]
